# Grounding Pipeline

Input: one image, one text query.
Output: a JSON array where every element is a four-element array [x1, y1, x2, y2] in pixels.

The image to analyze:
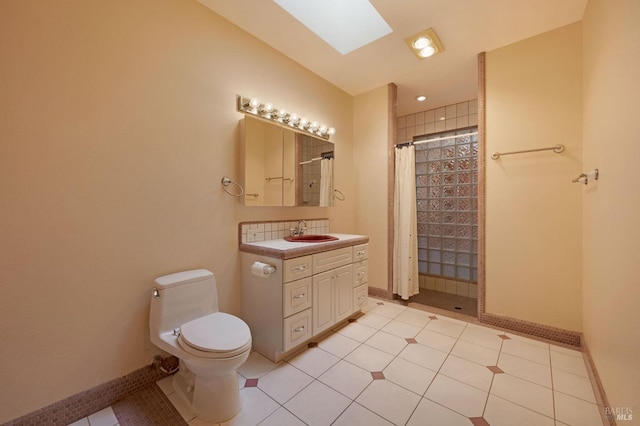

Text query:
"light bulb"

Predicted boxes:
[[249, 98, 260, 108], [276, 109, 286, 118], [310, 121, 319, 130], [319, 125, 328, 135], [299, 117, 308, 128], [413, 37, 431, 49], [289, 113, 299, 125], [419, 46, 436, 58], [327, 127, 336, 136], [263, 103, 273, 112]]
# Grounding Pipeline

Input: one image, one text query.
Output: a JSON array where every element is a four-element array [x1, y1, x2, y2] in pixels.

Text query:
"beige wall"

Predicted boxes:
[[353, 86, 390, 291], [582, 0, 640, 414], [485, 23, 583, 331], [0, 0, 354, 422]]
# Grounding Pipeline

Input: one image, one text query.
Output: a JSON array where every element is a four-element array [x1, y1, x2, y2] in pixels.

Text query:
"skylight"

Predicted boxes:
[[273, 0, 393, 55]]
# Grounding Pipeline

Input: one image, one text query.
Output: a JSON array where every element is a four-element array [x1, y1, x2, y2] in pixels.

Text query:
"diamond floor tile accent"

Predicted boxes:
[[73, 302, 603, 426], [469, 417, 491, 426], [371, 371, 385, 380]]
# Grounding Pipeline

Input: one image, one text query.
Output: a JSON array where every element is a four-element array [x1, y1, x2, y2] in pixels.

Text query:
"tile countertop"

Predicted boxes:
[[239, 233, 369, 260]]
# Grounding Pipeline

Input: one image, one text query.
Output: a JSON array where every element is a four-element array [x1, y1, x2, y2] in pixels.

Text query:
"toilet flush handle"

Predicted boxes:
[[152, 288, 160, 299]]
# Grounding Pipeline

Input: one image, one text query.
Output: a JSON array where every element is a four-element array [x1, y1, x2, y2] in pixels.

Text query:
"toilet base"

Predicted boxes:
[[171, 360, 242, 423]]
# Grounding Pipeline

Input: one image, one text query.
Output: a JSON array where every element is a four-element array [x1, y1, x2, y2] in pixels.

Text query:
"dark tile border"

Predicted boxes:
[[3, 359, 175, 426], [111, 383, 187, 426]]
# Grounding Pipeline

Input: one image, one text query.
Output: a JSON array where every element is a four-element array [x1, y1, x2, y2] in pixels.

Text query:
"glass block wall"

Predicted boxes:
[[415, 129, 478, 282]]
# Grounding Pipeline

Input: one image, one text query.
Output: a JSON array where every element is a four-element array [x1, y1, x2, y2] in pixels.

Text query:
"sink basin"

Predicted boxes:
[[284, 235, 339, 243]]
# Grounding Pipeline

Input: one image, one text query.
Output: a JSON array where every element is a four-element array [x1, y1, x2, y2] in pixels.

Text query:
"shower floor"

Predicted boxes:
[[409, 288, 478, 318]]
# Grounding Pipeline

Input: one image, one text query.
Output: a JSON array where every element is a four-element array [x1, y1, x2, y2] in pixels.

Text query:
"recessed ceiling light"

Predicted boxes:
[[416, 95, 427, 102], [419, 46, 436, 58], [405, 28, 444, 60], [412, 37, 431, 50], [273, 0, 393, 55]]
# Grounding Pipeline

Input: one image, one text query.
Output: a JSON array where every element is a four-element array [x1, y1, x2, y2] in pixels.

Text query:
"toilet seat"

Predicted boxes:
[[178, 312, 251, 359]]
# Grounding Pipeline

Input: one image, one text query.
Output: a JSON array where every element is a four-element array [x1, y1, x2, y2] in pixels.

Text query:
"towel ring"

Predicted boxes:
[[333, 189, 346, 201], [221, 177, 244, 197]]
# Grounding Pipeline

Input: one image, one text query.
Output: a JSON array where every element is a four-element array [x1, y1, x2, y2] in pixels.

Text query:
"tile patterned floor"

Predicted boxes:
[[71, 300, 604, 426]]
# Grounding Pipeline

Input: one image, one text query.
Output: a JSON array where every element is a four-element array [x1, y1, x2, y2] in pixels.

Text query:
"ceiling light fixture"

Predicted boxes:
[[237, 96, 335, 139], [416, 95, 427, 102], [405, 28, 444, 60]]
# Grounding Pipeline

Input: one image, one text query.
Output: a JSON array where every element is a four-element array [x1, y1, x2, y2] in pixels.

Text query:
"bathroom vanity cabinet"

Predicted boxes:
[[240, 236, 368, 362]]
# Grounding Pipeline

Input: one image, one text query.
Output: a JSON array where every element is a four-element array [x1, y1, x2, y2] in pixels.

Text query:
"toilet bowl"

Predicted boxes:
[[149, 269, 252, 422]]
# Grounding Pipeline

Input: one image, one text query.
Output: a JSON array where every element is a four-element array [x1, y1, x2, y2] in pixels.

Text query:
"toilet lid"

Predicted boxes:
[[179, 312, 251, 356]]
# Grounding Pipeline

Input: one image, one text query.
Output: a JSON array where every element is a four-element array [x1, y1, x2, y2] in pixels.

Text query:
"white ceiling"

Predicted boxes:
[[198, 0, 587, 116]]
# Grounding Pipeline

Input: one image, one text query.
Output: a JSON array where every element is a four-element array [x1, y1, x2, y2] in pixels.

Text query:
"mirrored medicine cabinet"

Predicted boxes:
[[242, 116, 334, 207]]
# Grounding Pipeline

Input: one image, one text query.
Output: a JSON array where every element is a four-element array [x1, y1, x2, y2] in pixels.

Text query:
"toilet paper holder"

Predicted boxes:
[[251, 261, 276, 277]]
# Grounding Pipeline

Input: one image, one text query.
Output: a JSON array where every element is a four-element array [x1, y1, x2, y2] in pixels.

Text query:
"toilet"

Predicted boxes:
[[149, 269, 251, 422]]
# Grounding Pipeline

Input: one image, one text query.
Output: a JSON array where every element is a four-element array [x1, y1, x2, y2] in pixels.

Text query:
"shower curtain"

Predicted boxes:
[[319, 158, 334, 207], [393, 145, 419, 300]]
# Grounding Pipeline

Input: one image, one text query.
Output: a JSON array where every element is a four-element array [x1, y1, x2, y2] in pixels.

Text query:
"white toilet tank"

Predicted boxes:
[[150, 269, 219, 336]]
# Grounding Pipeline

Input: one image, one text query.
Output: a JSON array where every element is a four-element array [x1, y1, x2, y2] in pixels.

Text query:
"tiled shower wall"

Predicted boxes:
[[398, 99, 478, 299], [397, 99, 478, 144]]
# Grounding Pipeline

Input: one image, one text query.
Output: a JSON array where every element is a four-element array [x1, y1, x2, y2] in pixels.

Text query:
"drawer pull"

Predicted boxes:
[[294, 326, 306, 333], [292, 265, 307, 273], [357, 250, 367, 257], [357, 272, 365, 277], [358, 295, 366, 301], [293, 293, 306, 299]]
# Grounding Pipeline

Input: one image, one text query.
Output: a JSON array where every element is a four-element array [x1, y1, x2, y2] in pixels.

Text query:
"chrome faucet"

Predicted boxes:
[[290, 220, 308, 236]]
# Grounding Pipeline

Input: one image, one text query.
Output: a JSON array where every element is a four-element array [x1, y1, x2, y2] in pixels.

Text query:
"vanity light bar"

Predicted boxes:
[[237, 95, 335, 140]]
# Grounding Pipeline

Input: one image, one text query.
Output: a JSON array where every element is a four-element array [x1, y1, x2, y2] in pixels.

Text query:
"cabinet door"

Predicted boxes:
[[312, 270, 334, 336], [334, 265, 354, 323]]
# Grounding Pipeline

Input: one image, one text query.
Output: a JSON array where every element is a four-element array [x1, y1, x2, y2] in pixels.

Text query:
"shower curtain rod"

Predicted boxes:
[[395, 131, 478, 147]]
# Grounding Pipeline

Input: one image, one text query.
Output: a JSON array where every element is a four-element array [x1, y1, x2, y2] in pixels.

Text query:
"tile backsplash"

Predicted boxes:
[[240, 219, 330, 243]]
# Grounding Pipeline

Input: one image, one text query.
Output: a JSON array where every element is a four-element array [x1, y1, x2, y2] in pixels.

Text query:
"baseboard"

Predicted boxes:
[[3, 359, 174, 426], [368, 286, 391, 299], [582, 339, 616, 426], [478, 312, 581, 347]]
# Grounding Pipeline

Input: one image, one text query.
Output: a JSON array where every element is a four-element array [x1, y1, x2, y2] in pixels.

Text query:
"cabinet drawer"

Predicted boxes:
[[353, 243, 369, 261], [283, 308, 312, 352], [283, 278, 312, 318], [353, 260, 368, 287], [353, 284, 368, 312], [283, 255, 312, 283], [313, 247, 352, 274]]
